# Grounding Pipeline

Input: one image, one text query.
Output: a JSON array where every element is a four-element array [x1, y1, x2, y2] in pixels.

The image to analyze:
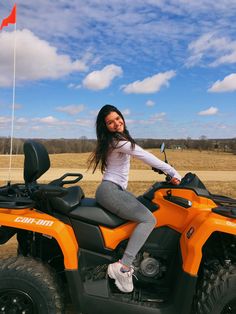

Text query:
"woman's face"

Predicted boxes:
[[105, 111, 124, 133]]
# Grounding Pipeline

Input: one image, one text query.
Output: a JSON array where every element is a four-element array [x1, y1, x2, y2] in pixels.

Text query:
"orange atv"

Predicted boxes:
[[0, 140, 235, 314]]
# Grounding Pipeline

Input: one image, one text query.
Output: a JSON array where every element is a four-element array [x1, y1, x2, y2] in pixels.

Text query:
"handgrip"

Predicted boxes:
[[50, 173, 83, 187]]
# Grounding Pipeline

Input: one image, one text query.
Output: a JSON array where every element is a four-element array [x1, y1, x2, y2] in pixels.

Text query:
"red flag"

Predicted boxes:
[[0, 4, 17, 30]]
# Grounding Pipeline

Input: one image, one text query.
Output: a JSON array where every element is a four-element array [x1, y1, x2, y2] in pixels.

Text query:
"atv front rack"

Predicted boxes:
[[210, 193, 236, 206], [211, 194, 236, 219], [212, 206, 236, 219]]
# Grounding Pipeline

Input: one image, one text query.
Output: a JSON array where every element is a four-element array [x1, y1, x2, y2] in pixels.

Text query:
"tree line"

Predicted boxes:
[[0, 137, 235, 155]]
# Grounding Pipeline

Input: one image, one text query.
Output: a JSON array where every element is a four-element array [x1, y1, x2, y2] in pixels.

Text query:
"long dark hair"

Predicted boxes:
[[88, 104, 136, 173]]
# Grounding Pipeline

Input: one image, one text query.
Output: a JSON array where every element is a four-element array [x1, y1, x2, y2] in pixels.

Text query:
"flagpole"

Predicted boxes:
[[8, 20, 17, 182]]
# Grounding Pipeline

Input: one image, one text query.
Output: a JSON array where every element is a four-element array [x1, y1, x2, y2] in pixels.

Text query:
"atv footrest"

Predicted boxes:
[[110, 285, 167, 309], [84, 278, 109, 297]]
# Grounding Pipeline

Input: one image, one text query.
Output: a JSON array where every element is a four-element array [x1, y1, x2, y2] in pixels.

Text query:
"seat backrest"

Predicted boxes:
[[23, 140, 50, 184]]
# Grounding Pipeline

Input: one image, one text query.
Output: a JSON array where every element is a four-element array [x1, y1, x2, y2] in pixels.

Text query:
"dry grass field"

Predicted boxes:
[[78, 180, 236, 199], [1, 148, 236, 170], [1, 149, 235, 197]]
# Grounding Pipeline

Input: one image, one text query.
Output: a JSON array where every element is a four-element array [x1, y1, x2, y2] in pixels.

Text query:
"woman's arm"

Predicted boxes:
[[116, 141, 181, 182]]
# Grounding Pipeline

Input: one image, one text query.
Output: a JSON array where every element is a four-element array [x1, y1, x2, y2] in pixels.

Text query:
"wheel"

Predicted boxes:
[[0, 256, 64, 314], [192, 262, 236, 314]]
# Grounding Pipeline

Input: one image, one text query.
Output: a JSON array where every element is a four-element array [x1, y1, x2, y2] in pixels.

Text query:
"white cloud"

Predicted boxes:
[[208, 73, 236, 92], [68, 83, 81, 89], [31, 126, 41, 130], [82, 64, 123, 90], [186, 33, 214, 67], [0, 29, 88, 87], [0, 116, 11, 127], [211, 50, 236, 67], [146, 100, 155, 107], [75, 119, 93, 127], [186, 32, 236, 67], [90, 109, 99, 117], [33, 116, 59, 124], [122, 109, 131, 116], [14, 104, 22, 110], [16, 117, 28, 124], [152, 112, 166, 121], [56, 104, 85, 115], [122, 71, 176, 94], [198, 106, 218, 116], [136, 112, 166, 125], [0, 115, 28, 132]]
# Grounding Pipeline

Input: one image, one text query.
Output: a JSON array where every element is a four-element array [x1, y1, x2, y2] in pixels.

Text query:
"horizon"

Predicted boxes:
[[0, 1, 236, 140], [0, 136, 235, 141]]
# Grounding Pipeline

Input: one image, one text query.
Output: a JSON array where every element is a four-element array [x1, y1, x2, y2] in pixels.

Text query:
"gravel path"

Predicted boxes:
[[1, 168, 236, 182]]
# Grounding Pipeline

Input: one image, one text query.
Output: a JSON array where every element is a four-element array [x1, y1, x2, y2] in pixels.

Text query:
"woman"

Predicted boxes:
[[88, 104, 181, 293]]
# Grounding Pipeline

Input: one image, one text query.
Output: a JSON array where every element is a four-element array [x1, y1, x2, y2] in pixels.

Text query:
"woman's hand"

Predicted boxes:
[[170, 177, 181, 185]]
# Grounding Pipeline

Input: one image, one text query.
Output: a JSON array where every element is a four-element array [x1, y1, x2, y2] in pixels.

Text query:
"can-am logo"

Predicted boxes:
[[14, 216, 54, 227], [226, 221, 236, 228]]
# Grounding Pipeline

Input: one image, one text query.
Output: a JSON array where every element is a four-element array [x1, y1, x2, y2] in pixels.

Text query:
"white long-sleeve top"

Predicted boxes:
[[103, 141, 181, 190]]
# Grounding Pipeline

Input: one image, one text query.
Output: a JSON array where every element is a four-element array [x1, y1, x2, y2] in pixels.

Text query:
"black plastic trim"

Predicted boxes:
[[143, 172, 211, 200], [0, 195, 35, 209], [70, 219, 112, 254], [212, 205, 236, 218], [210, 194, 236, 206], [137, 195, 159, 212], [164, 195, 192, 208], [0, 226, 16, 244]]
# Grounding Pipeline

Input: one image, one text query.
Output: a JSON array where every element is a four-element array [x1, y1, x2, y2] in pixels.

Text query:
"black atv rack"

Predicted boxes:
[[0, 183, 35, 209], [210, 194, 236, 219], [0, 195, 35, 209], [210, 193, 236, 206]]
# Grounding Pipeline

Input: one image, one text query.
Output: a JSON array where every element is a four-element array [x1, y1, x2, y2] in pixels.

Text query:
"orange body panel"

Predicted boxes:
[[100, 222, 137, 250], [100, 188, 216, 250], [152, 188, 216, 232], [181, 212, 236, 275], [100, 188, 236, 276], [0, 207, 78, 270]]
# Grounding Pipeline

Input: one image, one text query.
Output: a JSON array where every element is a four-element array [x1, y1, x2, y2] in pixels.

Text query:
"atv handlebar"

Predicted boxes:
[[49, 173, 83, 187], [152, 167, 172, 183], [152, 143, 173, 183], [152, 167, 164, 174]]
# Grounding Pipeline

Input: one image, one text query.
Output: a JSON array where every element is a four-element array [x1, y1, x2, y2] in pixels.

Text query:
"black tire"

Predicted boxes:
[[0, 256, 64, 314], [192, 262, 236, 314]]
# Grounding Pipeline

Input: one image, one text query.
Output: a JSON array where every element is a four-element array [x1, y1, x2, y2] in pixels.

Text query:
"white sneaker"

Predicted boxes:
[[107, 262, 134, 293]]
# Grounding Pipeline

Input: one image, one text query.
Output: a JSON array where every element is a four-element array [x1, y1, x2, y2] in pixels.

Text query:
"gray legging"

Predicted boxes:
[[96, 180, 156, 267]]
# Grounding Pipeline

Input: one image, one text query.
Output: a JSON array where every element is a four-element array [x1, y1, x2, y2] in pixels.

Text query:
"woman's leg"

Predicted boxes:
[[96, 181, 157, 267]]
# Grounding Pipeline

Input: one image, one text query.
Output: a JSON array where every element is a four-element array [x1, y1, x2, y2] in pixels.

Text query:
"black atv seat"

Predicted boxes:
[[68, 198, 126, 228], [49, 186, 84, 213], [66, 196, 158, 228]]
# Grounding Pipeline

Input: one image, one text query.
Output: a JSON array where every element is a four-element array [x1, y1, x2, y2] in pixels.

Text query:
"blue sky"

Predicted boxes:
[[0, 0, 236, 139]]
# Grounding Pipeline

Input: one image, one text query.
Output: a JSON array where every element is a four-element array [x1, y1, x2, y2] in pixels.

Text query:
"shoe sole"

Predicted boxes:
[[107, 264, 133, 293]]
